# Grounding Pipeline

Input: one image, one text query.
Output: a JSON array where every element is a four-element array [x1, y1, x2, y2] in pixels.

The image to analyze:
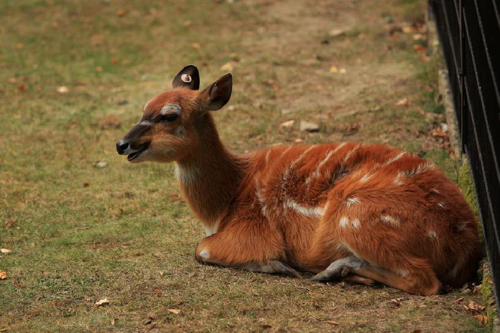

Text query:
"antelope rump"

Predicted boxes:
[[116, 65, 482, 295]]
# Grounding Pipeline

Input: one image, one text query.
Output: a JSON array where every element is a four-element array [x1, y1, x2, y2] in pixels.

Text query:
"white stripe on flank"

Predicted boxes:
[[310, 143, 346, 179], [343, 144, 360, 163], [265, 149, 273, 165], [290, 146, 315, 168], [385, 152, 405, 165], [284, 198, 324, 218], [255, 180, 269, 219]]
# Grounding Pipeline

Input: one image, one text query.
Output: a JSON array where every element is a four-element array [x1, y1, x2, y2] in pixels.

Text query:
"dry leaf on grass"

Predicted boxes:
[[6, 218, 17, 228], [0, 270, 8, 280], [474, 314, 488, 326], [220, 62, 233, 71], [166, 309, 181, 314], [326, 320, 339, 325], [95, 298, 109, 306], [465, 299, 485, 313], [280, 120, 295, 128], [1, 249, 11, 254], [396, 98, 409, 106], [57, 86, 69, 94]]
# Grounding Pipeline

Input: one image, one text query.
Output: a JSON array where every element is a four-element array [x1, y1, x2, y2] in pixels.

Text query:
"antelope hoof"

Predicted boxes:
[[311, 265, 351, 282], [311, 256, 363, 282]]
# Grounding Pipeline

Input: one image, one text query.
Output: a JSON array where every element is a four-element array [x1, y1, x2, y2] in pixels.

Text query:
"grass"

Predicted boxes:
[[0, 0, 489, 331]]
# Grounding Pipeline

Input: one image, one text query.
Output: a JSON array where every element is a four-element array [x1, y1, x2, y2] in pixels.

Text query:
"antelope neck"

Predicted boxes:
[[175, 113, 247, 230]]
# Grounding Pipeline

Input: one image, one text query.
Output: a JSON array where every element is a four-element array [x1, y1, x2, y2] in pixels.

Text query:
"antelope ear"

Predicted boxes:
[[199, 73, 232, 111], [172, 65, 200, 90]]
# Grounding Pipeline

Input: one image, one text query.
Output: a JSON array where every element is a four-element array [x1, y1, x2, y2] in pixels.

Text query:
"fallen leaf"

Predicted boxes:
[[474, 314, 488, 326], [413, 34, 425, 40], [329, 29, 345, 38], [17, 84, 26, 92], [466, 299, 485, 313], [154, 289, 162, 296], [294, 138, 304, 143], [95, 66, 103, 72], [95, 298, 109, 306], [329, 66, 339, 73], [191, 43, 201, 49], [169, 193, 181, 200], [413, 45, 427, 52], [0, 270, 7, 280], [0, 249, 11, 254], [280, 120, 295, 128], [57, 86, 69, 94], [94, 161, 108, 168], [220, 62, 233, 71], [111, 318, 116, 326], [5, 218, 17, 228], [396, 98, 409, 106], [166, 309, 181, 314], [116, 9, 128, 16], [339, 68, 347, 74], [326, 320, 339, 325], [402, 26, 414, 33], [453, 297, 464, 304]]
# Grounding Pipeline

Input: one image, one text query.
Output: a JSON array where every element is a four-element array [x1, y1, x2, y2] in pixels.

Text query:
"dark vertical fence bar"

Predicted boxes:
[[430, 0, 500, 315]]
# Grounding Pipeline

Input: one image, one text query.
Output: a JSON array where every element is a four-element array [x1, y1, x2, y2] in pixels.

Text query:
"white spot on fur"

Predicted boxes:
[[428, 230, 437, 239], [199, 249, 210, 259], [175, 125, 186, 137], [161, 103, 181, 115], [351, 218, 361, 229], [204, 223, 219, 237], [345, 197, 361, 207], [175, 164, 200, 183], [339, 216, 349, 228], [285, 198, 324, 218], [144, 100, 151, 111], [181, 74, 192, 83], [437, 202, 445, 208], [385, 152, 405, 165], [139, 120, 153, 127], [380, 215, 399, 224], [397, 269, 409, 277]]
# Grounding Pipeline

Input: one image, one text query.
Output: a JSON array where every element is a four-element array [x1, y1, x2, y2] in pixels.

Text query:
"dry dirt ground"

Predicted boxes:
[[0, 0, 488, 331]]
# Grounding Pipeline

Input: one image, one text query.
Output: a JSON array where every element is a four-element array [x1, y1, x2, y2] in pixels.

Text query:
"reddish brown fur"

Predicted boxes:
[[118, 69, 482, 296]]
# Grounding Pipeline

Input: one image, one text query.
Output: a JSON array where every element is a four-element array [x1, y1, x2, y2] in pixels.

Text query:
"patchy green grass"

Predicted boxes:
[[0, 0, 488, 331]]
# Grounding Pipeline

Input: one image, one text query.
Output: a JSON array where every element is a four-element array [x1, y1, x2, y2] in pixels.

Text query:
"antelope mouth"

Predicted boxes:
[[127, 146, 148, 161]]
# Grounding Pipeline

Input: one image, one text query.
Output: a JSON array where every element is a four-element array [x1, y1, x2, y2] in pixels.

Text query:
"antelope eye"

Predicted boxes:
[[161, 113, 178, 122]]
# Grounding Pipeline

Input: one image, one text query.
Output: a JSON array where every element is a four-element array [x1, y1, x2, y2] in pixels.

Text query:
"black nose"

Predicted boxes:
[[116, 140, 129, 155]]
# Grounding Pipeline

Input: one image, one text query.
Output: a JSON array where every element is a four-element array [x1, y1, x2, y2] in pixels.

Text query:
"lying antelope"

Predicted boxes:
[[116, 65, 482, 295]]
